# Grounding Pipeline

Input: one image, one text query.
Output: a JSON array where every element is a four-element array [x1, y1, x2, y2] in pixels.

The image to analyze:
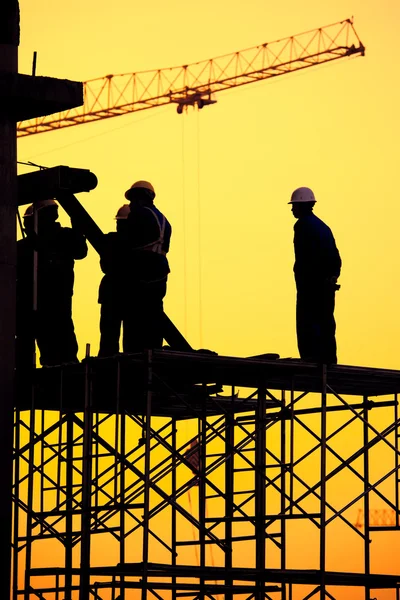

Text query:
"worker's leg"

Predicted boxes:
[[123, 280, 166, 353], [36, 308, 53, 365], [296, 289, 322, 362], [36, 302, 78, 366], [122, 293, 146, 353], [56, 310, 79, 363], [143, 280, 166, 349], [321, 289, 337, 364], [16, 308, 36, 371], [98, 300, 122, 356]]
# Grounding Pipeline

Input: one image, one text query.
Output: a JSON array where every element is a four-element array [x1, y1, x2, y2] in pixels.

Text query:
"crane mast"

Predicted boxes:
[[17, 18, 364, 137]]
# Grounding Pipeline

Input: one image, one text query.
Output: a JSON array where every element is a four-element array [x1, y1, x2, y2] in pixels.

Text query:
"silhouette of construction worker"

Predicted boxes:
[[17, 199, 88, 367], [98, 180, 171, 355], [98, 204, 131, 356], [289, 187, 341, 364]]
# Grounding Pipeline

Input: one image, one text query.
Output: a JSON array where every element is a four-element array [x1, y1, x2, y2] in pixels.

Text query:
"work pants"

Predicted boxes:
[[16, 307, 36, 372], [296, 285, 337, 364], [98, 299, 123, 357], [123, 280, 166, 353], [36, 300, 78, 366], [16, 300, 78, 367], [98, 279, 167, 356]]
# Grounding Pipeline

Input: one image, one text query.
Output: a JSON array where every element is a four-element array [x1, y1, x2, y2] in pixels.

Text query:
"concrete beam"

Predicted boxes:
[[0, 73, 83, 121]]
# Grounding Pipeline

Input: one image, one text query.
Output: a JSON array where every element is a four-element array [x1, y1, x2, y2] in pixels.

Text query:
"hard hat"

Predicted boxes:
[[115, 204, 130, 220], [289, 187, 316, 204], [125, 180, 155, 200], [24, 199, 58, 217]]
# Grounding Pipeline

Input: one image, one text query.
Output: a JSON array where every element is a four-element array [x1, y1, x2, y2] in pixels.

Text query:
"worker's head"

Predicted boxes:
[[289, 187, 316, 218], [124, 180, 155, 206], [23, 199, 59, 233], [115, 204, 130, 234]]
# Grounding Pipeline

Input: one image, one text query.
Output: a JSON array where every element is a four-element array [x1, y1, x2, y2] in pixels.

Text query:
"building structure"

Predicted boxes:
[[13, 351, 400, 600]]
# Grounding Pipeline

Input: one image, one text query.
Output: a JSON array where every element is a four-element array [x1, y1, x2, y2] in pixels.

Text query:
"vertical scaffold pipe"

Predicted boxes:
[[280, 389, 287, 600], [363, 395, 371, 600], [171, 418, 177, 600], [79, 346, 93, 600], [224, 389, 235, 600], [199, 397, 207, 599], [0, 2, 19, 597], [255, 381, 266, 599], [141, 350, 153, 600], [320, 364, 328, 598]]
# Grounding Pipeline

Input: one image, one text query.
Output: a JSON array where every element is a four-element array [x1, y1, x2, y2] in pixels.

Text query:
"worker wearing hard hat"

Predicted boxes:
[[97, 204, 131, 356], [289, 187, 341, 364], [16, 199, 88, 368], [123, 180, 171, 352], [98, 180, 171, 355]]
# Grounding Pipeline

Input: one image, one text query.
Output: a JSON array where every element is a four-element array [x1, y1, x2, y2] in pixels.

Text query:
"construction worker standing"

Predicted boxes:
[[98, 180, 171, 355], [98, 204, 131, 356], [289, 187, 341, 364], [16, 199, 88, 368]]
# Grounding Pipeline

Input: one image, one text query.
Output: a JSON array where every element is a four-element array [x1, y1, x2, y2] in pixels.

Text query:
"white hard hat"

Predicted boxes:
[[24, 199, 58, 217], [115, 204, 130, 220], [289, 187, 316, 204], [125, 180, 155, 200]]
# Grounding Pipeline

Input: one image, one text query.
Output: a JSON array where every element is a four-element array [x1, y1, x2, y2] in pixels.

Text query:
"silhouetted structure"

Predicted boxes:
[[290, 187, 341, 364], [17, 200, 87, 367], [0, 4, 84, 599], [13, 352, 400, 600], [16, 19, 365, 136], [98, 203, 130, 355], [99, 181, 171, 356]]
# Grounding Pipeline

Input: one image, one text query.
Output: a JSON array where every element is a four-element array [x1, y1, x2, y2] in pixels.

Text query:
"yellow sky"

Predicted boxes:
[[14, 1, 400, 596], [18, 0, 400, 368], [16, 0, 400, 368]]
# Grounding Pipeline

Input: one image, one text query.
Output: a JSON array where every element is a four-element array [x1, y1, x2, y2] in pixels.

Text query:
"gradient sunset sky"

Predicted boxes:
[[16, 0, 400, 368], [13, 1, 400, 597]]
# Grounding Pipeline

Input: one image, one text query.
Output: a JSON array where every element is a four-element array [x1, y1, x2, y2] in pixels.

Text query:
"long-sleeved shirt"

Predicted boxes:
[[98, 204, 172, 303], [293, 213, 341, 289], [17, 223, 88, 309]]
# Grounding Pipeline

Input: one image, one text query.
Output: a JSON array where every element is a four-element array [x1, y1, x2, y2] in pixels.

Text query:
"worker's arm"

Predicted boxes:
[[61, 227, 88, 260]]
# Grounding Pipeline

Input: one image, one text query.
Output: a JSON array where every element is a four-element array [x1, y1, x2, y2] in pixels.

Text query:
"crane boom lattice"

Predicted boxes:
[[17, 18, 364, 137]]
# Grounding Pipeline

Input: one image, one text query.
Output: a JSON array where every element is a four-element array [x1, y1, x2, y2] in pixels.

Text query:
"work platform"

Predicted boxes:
[[13, 350, 400, 600], [16, 349, 400, 415]]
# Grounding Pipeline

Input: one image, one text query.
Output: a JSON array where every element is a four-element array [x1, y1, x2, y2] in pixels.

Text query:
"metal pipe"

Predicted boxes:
[[65, 408, 74, 600], [141, 349, 153, 600], [199, 398, 207, 600], [171, 418, 177, 600], [224, 387, 235, 600], [320, 365, 327, 599], [255, 381, 266, 600], [117, 359, 126, 600], [0, 3, 19, 596], [280, 389, 287, 600], [363, 395, 370, 600], [79, 344, 93, 600]]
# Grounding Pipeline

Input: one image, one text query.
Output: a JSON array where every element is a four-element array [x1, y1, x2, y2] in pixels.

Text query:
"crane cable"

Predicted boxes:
[[181, 114, 188, 336], [196, 109, 203, 349]]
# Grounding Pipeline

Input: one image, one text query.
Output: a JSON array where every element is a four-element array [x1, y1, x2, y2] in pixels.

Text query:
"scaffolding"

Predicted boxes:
[[13, 350, 400, 599]]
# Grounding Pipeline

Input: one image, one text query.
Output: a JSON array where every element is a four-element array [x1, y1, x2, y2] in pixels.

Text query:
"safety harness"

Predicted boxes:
[[135, 207, 167, 256]]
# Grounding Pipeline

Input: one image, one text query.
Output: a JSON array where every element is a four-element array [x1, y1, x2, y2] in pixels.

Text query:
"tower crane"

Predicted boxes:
[[355, 508, 398, 530], [17, 18, 364, 137]]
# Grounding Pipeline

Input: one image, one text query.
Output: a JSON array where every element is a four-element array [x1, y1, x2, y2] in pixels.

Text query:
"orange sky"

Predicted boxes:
[[15, 0, 400, 597]]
